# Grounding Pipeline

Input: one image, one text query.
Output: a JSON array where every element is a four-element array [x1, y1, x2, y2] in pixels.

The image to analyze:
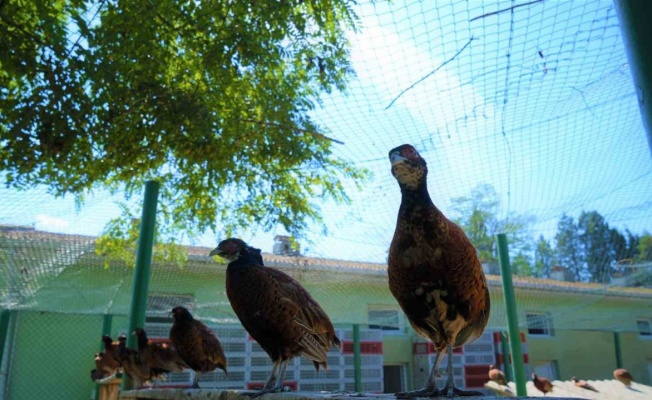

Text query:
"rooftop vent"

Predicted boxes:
[[273, 235, 300, 256], [481, 261, 500, 275], [0, 224, 35, 232], [550, 265, 575, 282]]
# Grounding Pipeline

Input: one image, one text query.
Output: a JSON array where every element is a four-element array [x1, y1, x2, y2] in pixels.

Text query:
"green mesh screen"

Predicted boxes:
[[1, 1, 651, 399]]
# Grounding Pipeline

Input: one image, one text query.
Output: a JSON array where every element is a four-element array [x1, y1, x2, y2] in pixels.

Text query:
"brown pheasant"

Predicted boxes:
[[532, 373, 553, 395], [488, 365, 507, 386], [118, 334, 152, 388], [169, 306, 227, 389], [92, 353, 108, 380], [388, 144, 490, 397], [94, 351, 120, 377], [100, 335, 122, 374], [614, 368, 634, 387], [571, 377, 598, 392], [211, 238, 340, 397], [134, 328, 188, 380], [90, 365, 107, 381]]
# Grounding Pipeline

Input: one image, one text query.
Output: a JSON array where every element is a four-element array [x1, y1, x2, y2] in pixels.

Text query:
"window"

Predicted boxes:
[[368, 309, 402, 332], [146, 294, 195, 320], [526, 312, 554, 336], [638, 318, 652, 338]]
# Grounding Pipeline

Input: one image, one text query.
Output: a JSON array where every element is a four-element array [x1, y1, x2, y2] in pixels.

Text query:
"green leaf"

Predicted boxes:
[[1, 0, 367, 245]]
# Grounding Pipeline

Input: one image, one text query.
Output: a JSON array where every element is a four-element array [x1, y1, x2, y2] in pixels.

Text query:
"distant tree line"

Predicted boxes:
[[452, 184, 652, 284]]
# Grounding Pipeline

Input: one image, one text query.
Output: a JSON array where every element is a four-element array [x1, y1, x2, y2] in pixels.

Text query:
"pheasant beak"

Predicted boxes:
[[389, 151, 407, 166]]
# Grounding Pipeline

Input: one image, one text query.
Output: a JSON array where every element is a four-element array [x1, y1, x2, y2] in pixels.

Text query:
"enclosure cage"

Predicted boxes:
[[1, 1, 652, 399]]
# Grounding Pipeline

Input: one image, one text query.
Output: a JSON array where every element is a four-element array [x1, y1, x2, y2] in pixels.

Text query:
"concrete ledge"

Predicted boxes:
[[119, 389, 581, 400]]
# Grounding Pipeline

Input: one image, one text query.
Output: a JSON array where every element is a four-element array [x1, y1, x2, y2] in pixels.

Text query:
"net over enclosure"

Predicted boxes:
[[1, 1, 652, 400]]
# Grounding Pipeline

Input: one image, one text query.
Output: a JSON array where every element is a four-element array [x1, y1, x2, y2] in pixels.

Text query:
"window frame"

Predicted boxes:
[[637, 317, 652, 339], [146, 293, 195, 320], [525, 311, 554, 337], [367, 307, 404, 334]]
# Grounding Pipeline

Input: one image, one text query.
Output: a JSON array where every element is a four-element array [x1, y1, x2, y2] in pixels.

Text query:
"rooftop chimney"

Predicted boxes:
[[0, 224, 35, 232], [481, 261, 500, 275], [273, 235, 300, 256], [549, 265, 575, 282]]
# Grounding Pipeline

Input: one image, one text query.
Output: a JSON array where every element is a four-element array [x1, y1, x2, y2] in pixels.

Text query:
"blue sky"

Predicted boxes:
[[1, 0, 651, 263]]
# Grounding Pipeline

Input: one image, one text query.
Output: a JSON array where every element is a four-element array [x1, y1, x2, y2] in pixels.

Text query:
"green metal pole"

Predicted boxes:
[[353, 324, 362, 393], [123, 180, 159, 390], [614, 0, 652, 158], [500, 331, 513, 383], [613, 331, 623, 369], [95, 314, 114, 400], [0, 310, 11, 371], [496, 234, 527, 396]]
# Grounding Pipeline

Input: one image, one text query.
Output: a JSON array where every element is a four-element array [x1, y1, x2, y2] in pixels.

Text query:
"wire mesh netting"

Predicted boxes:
[[1, 0, 652, 399]]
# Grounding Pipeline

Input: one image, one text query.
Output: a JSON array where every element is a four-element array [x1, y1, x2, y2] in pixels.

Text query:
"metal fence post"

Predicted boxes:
[[500, 331, 513, 382], [0, 310, 10, 371], [353, 324, 362, 392], [122, 181, 159, 390], [497, 234, 527, 396], [614, 0, 652, 158], [95, 314, 114, 399], [613, 331, 623, 369]]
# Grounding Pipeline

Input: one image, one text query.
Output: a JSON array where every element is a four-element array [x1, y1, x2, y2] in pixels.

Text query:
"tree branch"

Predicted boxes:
[[241, 118, 344, 145], [470, 0, 544, 23], [64, 0, 107, 61], [385, 36, 475, 110]]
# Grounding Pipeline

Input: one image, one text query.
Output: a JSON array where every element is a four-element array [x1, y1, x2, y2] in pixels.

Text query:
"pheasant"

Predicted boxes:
[[388, 144, 490, 397], [169, 306, 227, 389], [211, 238, 340, 397], [532, 373, 553, 395]]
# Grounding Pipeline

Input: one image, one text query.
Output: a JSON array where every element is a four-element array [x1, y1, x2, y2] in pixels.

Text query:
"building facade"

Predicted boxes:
[[1, 228, 652, 399]]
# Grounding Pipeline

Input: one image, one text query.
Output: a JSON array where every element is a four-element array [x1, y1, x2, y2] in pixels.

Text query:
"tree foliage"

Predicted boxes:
[[554, 214, 586, 281], [94, 204, 188, 269], [448, 184, 648, 284], [630, 232, 652, 287], [0, 0, 367, 242], [510, 250, 535, 277], [636, 232, 652, 262], [554, 210, 649, 283], [450, 184, 534, 262], [610, 228, 639, 263], [534, 235, 555, 278], [577, 211, 615, 283]]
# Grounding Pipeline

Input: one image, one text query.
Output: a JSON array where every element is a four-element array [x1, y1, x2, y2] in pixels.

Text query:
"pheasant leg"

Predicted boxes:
[[442, 345, 483, 397], [249, 359, 289, 398], [274, 359, 289, 392], [396, 350, 444, 398], [262, 360, 281, 390], [191, 372, 202, 389]]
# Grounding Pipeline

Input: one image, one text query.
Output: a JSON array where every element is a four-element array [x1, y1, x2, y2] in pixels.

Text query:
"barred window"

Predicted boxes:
[[368, 309, 402, 331], [637, 318, 652, 337], [146, 294, 195, 321], [526, 312, 554, 336]]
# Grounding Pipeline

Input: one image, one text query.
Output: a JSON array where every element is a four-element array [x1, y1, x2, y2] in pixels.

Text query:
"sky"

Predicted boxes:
[[1, 0, 651, 264]]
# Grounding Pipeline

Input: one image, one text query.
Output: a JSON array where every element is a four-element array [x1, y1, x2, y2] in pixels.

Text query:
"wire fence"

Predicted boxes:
[[1, 0, 652, 399]]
